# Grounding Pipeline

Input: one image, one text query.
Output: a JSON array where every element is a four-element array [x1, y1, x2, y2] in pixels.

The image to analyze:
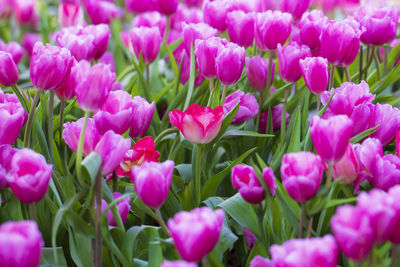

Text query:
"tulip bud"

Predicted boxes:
[[55, 60, 78, 101], [231, 164, 265, 204], [83, 0, 124, 25], [129, 96, 155, 138], [299, 10, 327, 50], [369, 103, 400, 146], [125, 0, 156, 13], [73, 60, 115, 112], [371, 154, 400, 191], [14, 0, 39, 26], [7, 148, 52, 203], [0, 51, 19, 87], [194, 37, 228, 79], [226, 10, 255, 48], [58, 2, 84, 28], [129, 27, 162, 64], [263, 167, 277, 196], [245, 56, 274, 91], [132, 11, 167, 37], [0, 103, 27, 145], [277, 42, 311, 82], [167, 207, 224, 262], [170, 4, 203, 32], [331, 205, 375, 261], [259, 104, 289, 133], [63, 118, 102, 156], [281, 152, 323, 202], [280, 0, 311, 20], [83, 24, 111, 60], [169, 104, 224, 144], [223, 90, 258, 124], [203, 0, 230, 32], [30, 42, 74, 91], [56, 27, 96, 61], [101, 192, 131, 226], [130, 160, 174, 208], [162, 261, 197, 267], [243, 228, 257, 250], [94, 91, 134, 135], [21, 33, 42, 59], [300, 57, 329, 95], [216, 42, 245, 85], [310, 115, 353, 164], [183, 0, 203, 7], [388, 185, 400, 244], [155, 0, 178, 15], [0, 145, 17, 188], [182, 22, 218, 54], [0, 41, 24, 65], [332, 144, 360, 184], [255, 11, 292, 51], [0, 220, 43, 267], [94, 130, 131, 176]]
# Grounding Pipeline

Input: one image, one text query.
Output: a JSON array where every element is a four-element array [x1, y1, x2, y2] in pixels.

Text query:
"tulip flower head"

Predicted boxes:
[[129, 96, 155, 138], [0, 102, 27, 146], [299, 10, 328, 50], [194, 37, 228, 79], [215, 42, 246, 85], [58, 1, 84, 28], [231, 164, 265, 204], [226, 10, 255, 48], [280, 0, 311, 20], [182, 22, 218, 54], [277, 42, 311, 83], [0, 51, 19, 87], [129, 26, 162, 64], [300, 57, 329, 95], [223, 90, 258, 124], [101, 192, 131, 226], [246, 56, 275, 92], [0, 144, 17, 188]]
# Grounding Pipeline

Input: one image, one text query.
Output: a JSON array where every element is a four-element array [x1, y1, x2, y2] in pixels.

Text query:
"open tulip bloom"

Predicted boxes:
[[2, 1, 400, 266]]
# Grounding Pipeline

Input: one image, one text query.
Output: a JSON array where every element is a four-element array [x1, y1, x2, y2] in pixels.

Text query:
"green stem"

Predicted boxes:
[[280, 84, 290, 142], [384, 46, 388, 75], [255, 92, 263, 133], [257, 205, 268, 250], [328, 65, 336, 92], [75, 111, 90, 185], [155, 208, 169, 235], [299, 203, 305, 238], [354, 261, 362, 267], [112, 171, 117, 192], [359, 46, 363, 83], [11, 85, 28, 111], [373, 47, 381, 80], [345, 67, 351, 82], [23, 91, 41, 148], [95, 171, 103, 267], [391, 245, 398, 267], [146, 64, 150, 88], [194, 144, 203, 207], [209, 78, 214, 94], [316, 95, 321, 112], [48, 90, 55, 162], [220, 85, 228, 105], [326, 163, 333, 187], [264, 50, 275, 98], [163, 16, 171, 46], [364, 45, 374, 80], [306, 216, 314, 238], [29, 203, 37, 221]]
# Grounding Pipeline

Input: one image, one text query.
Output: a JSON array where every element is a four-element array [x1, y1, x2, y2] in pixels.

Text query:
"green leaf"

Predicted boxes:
[[81, 152, 102, 186], [223, 130, 274, 138], [147, 227, 162, 267], [40, 247, 67, 266], [324, 197, 357, 209], [287, 107, 302, 153], [350, 125, 380, 144]]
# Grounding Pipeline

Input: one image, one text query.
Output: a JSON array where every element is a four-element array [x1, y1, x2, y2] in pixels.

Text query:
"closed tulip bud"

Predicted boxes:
[[0, 145, 17, 188], [332, 144, 360, 184], [223, 90, 258, 124], [14, 0, 39, 26], [62, 118, 102, 156], [354, 6, 399, 46], [130, 160, 174, 208], [129, 96, 155, 138], [0, 220, 43, 267], [132, 11, 167, 38], [182, 22, 218, 54], [162, 260, 197, 267], [55, 60, 78, 101], [126, 0, 156, 13], [0, 41, 24, 65], [183, 0, 203, 7], [101, 192, 131, 226], [310, 115, 353, 164], [255, 11, 292, 51], [369, 103, 400, 146], [281, 152, 323, 202], [216, 42, 245, 85], [355, 138, 382, 177], [243, 228, 257, 250], [21, 33, 42, 58], [280, 0, 311, 20], [371, 154, 400, 191], [94, 130, 131, 176], [259, 104, 289, 133], [277, 42, 311, 82], [300, 57, 329, 95], [245, 56, 274, 91], [58, 2, 84, 28], [203, 0, 230, 32], [30, 42, 74, 90], [0, 103, 26, 145], [169, 104, 224, 144], [94, 91, 134, 135], [155, 0, 178, 15], [130, 27, 162, 64], [320, 19, 362, 67], [56, 27, 96, 61], [7, 149, 52, 203], [263, 167, 277, 196], [331, 205, 375, 261], [231, 164, 265, 204], [299, 10, 327, 50], [83, 0, 123, 25], [194, 37, 228, 79], [83, 24, 111, 60], [170, 4, 203, 31], [0, 51, 19, 87], [226, 10, 255, 47], [74, 61, 115, 112], [167, 207, 224, 262]]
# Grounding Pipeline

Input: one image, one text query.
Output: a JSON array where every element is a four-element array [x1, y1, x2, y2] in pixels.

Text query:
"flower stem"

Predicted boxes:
[[146, 64, 150, 88], [209, 78, 214, 94], [316, 95, 321, 112], [384, 46, 388, 75], [299, 203, 305, 238], [373, 46, 381, 80], [391, 245, 398, 267], [95, 170, 103, 267], [11, 84, 28, 111], [326, 163, 333, 187], [306, 216, 314, 238], [76, 110, 90, 185], [257, 204, 268, 250], [48, 90, 55, 162], [155, 208, 169, 235], [194, 144, 203, 207], [345, 67, 351, 82], [220, 85, 228, 105], [23, 91, 41, 148], [280, 84, 290, 142], [29, 203, 37, 221], [328, 65, 335, 92], [264, 50, 275, 98], [359, 47, 363, 83], [112, 171, 117, 192]]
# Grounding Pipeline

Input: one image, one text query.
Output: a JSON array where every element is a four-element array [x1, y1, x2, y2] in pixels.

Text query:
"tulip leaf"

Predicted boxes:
[[287, 106, 302, 153], [350, 125, 380, 144], [324, 197, 357, 209], [218, 193, 261, 238], [81, 152, 102, 186], [275, 179, 300, 227], [40, 247, 67, 266], [147, 227, 163, 267], [68, 228, 92, 267], [222, 130, 273, 138]]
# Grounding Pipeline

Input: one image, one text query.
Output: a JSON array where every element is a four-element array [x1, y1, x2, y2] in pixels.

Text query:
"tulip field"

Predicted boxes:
[[1, 0, 400, 266]]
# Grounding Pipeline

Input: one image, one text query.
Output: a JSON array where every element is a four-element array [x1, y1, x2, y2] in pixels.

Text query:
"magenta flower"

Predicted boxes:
[[56, 27, 96, 61], [125, 0, 156, 13], [259, 104, 289, 133], [162, 260, 197, 267], [182, 22, 218, 54], [155, 0, 179, 15], [223, 90, 258, 124], [58, 1, 84, 28], [250, 256, 274, 267], [21, 33, 42, 58], [30, 42, 74, 90], [0, 220, 43, 267], [194, 37, 228, 79], [129, 96, 155, 138], [129, 27, 162, 64], [368, 103, 400, 146], [94, 90, 134, 135], [203, 0, 230, 32], [299, 10, 327, 50], [245, 56, 275, 92], [397, 130, 400, 158], [55, 60, 78, 101], [83, 24, 111, 60], [169, 104, 224, 144], [0, 102, 27, 145], [132, 11, 167, 37], [263, 167, 277, 196], [332, 144, 360, 184], [7, 148, 52, 203], [280, 0, 311, 20], [226, 10, 255, 48], [0, 145, 17, 188], [216, 42, 245, 85], [83, 0, 123, 25], [281, 152, 323, 202], [101, 192, 131, 226], [371, 154, 400, 191], [182, 0, 203, 7], [14, 0, 39, 26], [231, 164, 265, 204], [0, 51, 19, 87], [277, 42, 311, 82], [300, 57, 329, 95], [131, 160, 174, 209], [388, 185, 400, 244], [255, 11, 292, 51], [170, 4, 203, 32], [167, 207, 224, 262], [0, 40, 25, 65]]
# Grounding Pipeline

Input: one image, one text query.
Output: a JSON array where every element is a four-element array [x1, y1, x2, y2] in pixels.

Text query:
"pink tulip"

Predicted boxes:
[[30, 42, 74, 90], [14, 0, 39, 26], [0, 220, 43, 267], [226, 10, 255, 48], [167, 207, 224, 262], [62, 118, 102, 156], [129, 27, 162, 64], [0, 145, 17, 188], [246, 56, 274, 91], [83, 24, 111, 60], [194, 37, 228, 79], [354, 6, 399, 46], [368, 103, 400, 146], [99, 52, 116, 73], [0, 51, 19, 87], [132, 11, 167, 37], [223, 90, 258, 124], [255, 11, 292, 51], [129, 96, 155, 138], [73, 60, 115, 112], [55, 60, 78, 101], [0, 40, 24, 65], [125, 0, 156, 13], [7, 148, 52, 203], [94, 130, 131, 176], [182, 22, 218, 54], [332, 144, 360, 184], [183, 0, 203, 7], [250, 256, 274, 267], [94, 90, 134, 135], [170, 4, 203, 32], [277, 42, 311, 82], [58, 2, 84, 28], [259, 104, 289, 133], [56, 27, 96, 61], [216, 42, 246, 85], [355, 138, 382, 177], [162, 261, 197, 267], [243, 228, 257, 250], [0, 103, 26, 145], [155, 0, 179, 15], [299, 10, 328, 50], [331, 205, 375, 261], [231, 164, 265, 204], [169, 104, 224, 144], [371, 154, 400, 191], [130, 160, 174, 208], [310, 115, 353, 164], [263, 167, 277, 196], [300, 57, 329, 95], [203, 0, 230, 32], [280, 0, 311, 20], [83, 0, 123, 25], [397, 130, 400, 157], [388, 185, 400, 244], [21, 33, 42, 58], [101, 192, 131, 226], [281, 152, 323, 202]]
